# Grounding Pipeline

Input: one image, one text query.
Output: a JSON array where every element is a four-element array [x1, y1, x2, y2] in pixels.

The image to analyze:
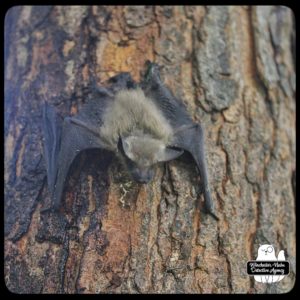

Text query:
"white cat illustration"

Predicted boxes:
[[254, 244, 285, 283]]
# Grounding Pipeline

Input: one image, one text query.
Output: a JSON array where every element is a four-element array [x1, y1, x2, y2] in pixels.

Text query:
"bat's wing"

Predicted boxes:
[[43, 103, 63, 197], [172, 124, 218, 220], [43, 100, 112, 210], [43, 74, 137, 210], [141, 62, 193, 129], [142, 62, 217, 220]]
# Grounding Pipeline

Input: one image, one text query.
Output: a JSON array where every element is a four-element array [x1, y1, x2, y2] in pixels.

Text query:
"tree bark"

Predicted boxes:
[[4, 6, 295, 294]]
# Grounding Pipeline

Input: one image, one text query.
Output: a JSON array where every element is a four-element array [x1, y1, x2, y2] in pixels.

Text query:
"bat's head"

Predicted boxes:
[[118, 134, 183, 183]]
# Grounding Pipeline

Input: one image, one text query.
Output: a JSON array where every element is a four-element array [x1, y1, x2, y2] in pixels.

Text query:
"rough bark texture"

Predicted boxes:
[[5, 6, 295, 294]]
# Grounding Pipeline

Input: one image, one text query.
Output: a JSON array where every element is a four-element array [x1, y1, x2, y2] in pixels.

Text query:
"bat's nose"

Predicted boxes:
[[136, 172, 153, 184], [137, 178, 150, 184], [132, 168, 154, 184]]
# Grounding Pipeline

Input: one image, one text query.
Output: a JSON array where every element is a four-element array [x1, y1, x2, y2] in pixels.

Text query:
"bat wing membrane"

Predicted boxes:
[[43, 103, 111, 210], [43, 76, 137, 210], [172, 124, 218, 219], [141, 62, 192, 128], [43, 103, 63, 197], [142, 62, 218, 219]]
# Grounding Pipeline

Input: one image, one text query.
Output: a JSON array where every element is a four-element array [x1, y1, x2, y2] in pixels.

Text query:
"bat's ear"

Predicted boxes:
[[118, 136, 129, 154], [157, 147, 184, 162], [121, 138, 130, 152], [119, 136, 136, 160]]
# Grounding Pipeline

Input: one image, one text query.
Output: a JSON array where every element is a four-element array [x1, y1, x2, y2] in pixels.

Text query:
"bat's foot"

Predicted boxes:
[[108, 72, 136, 91], [89, 74, 113, 97], [144, 60, 162, 83]]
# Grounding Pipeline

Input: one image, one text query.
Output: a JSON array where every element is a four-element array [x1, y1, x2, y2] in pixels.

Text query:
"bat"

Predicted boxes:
[[43, 61, 218, 220]]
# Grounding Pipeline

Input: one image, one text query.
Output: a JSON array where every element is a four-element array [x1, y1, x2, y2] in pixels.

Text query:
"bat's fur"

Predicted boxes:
[[100, 88, 173, 153]]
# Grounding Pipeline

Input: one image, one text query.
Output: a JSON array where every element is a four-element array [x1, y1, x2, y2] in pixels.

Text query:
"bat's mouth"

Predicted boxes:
[[131, 168, 154, 184], [132, 173, 153, 184], [136, 178, 151, 184]]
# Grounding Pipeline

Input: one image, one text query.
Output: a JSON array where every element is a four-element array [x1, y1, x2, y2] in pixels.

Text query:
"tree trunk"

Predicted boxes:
[[4, 6, 295, 294]]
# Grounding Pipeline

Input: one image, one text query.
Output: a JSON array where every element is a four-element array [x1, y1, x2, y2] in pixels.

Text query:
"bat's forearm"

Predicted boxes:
[[67, 117, 100, 138]]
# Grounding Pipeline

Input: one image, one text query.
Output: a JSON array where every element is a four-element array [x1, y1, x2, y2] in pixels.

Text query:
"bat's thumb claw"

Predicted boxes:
[[208, 211, 219, 221], [202, 192, 218, 220], [204, 201, 219, 221], [201, 205, 219, 221]]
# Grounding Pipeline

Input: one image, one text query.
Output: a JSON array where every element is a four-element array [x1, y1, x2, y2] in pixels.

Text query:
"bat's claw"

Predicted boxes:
[[202, 203, 219, 221], [203, 189, 219, 221], [207, 210, 219, 221], [144, 61, 162, 83]]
